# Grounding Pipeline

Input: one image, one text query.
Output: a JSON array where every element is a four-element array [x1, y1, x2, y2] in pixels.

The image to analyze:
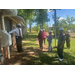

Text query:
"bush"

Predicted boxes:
[[63, 28, 67, 34]]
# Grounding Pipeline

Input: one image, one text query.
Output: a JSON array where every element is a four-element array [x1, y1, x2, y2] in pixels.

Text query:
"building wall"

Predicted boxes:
[[11, 21, 17, 48], [0, 16, 17, 59]]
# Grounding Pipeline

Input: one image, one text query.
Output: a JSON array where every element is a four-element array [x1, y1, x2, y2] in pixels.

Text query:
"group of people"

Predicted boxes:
[[38, 29, 53, 52], [9, 23, 70, 62], [38, 27, 70, 61]]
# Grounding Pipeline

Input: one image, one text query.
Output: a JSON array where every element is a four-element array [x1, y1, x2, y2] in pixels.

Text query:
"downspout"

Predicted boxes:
[[2, 16, 5, 31]]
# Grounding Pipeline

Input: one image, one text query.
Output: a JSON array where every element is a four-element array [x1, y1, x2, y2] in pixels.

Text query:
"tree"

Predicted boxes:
[[34, 9, 50, 29], [49, 9, 61, 46], [66, 15, 75, 25], [17, 9, 35, 33]]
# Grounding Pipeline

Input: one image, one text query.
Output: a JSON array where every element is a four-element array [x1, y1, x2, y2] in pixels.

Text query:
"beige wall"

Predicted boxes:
[[11, 21, 17, 48], [0, 17, 17, 57]]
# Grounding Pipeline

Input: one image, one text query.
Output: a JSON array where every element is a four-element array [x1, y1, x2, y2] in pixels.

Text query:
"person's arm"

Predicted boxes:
[[60, 35, 65, 48], [59, 41, 65, 48], [44, 32, 47, 36], [47, 35, 51, 41], [9, 28, 16, 34], [20, 28, 23, 38]]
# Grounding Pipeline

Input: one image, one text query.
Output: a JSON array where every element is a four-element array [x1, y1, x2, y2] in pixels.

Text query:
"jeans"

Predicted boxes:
[[48, 41, 52, 51]]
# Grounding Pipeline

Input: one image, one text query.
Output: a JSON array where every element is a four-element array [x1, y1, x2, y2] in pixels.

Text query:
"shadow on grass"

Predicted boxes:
[[71, 37, 75, 38], [4, 47, 75, 65]]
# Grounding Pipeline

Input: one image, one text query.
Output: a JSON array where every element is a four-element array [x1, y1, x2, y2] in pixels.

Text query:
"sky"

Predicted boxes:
[[28, 9, 75, 28]]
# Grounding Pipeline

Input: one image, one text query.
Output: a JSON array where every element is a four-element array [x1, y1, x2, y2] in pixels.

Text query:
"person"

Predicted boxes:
[[42, 29, 47, 45], [38, 29, 43, 51], [47, 30, 53, 52], [65, 30, 70, 49], [9, 23, 23, 52], [57, 27, 65, 61]]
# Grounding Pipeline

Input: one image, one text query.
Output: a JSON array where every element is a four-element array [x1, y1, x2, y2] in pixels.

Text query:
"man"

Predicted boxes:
[[38, 29, 43, 51], [65, 30, 70, 49], [57, 27, 65, 61], [42, 29, 47, 45], [9, 23, 23, 52], [47, 30, 53, 52]]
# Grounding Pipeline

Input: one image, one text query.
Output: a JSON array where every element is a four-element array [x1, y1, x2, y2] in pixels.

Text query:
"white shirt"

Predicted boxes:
[[9, 28, 22, 37]]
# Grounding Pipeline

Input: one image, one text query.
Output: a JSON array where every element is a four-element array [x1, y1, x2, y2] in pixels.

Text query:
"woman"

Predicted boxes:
[[38, 29, 43, 50], [43, 29, 47, 45], [47, 30, 53, 52]]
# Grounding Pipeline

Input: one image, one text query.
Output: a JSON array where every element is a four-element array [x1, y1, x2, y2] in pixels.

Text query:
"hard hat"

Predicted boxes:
[[39, 29, 42, 31], [67, 30, 70, 32], [49, 30, 52, 33], [43, 29, 45, 30], [17, 23, 21, 26], [59, 27, 64, 30]]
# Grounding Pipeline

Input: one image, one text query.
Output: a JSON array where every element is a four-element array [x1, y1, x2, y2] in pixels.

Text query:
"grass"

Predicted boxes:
[[22, 31, 39, 48], [21, 31, 75, 65]]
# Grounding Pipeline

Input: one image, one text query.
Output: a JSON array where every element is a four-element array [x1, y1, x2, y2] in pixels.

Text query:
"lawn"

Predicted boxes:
[[21, 31, 75, 65]]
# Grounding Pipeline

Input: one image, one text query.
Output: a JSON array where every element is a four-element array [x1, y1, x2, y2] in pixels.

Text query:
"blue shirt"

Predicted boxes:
[[47, 34, 52, 42]]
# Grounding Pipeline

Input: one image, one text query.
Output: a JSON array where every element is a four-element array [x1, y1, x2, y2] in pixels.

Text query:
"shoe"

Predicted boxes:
[[59, 58, 63, 61], [57, 55, 59, 58]]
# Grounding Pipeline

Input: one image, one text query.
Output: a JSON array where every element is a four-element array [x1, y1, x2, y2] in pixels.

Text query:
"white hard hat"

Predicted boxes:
[[43, 29, 45, 30], [39, 29, 42, 31], [59, 27, 64, 30], [67, 30, 70, 32], [17, 23, 21, 26], [49, 30, 52, 33]]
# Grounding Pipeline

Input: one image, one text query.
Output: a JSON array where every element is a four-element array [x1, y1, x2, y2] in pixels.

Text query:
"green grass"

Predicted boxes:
[[22, 31, 75, 65], [22, 31, 39, 48]]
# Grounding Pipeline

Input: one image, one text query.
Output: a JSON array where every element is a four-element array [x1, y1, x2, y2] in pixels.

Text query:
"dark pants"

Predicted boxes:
[[16, 36, 22, 52], [66, 40, 70, 48], [57, 46, 64, 59], [39, 40, 43, 49], [43, 38, 46, 44]]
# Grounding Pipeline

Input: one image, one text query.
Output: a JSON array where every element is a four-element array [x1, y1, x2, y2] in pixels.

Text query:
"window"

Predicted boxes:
[[6, 18, 12, 32]]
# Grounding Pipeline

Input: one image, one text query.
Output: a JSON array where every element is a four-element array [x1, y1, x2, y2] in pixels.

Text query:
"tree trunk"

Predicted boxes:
[[30, 23, 31, 32], [42, 20, 43, 29]]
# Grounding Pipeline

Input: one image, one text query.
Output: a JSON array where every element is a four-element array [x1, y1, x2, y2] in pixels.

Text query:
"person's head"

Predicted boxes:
[[17, 23, 21, 28], [49, 30, 52, 34], [59, 27, 64, 34], [67, 30, 70, 34], [43, 29, 45, 32], [39, 29, 42, 32]]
